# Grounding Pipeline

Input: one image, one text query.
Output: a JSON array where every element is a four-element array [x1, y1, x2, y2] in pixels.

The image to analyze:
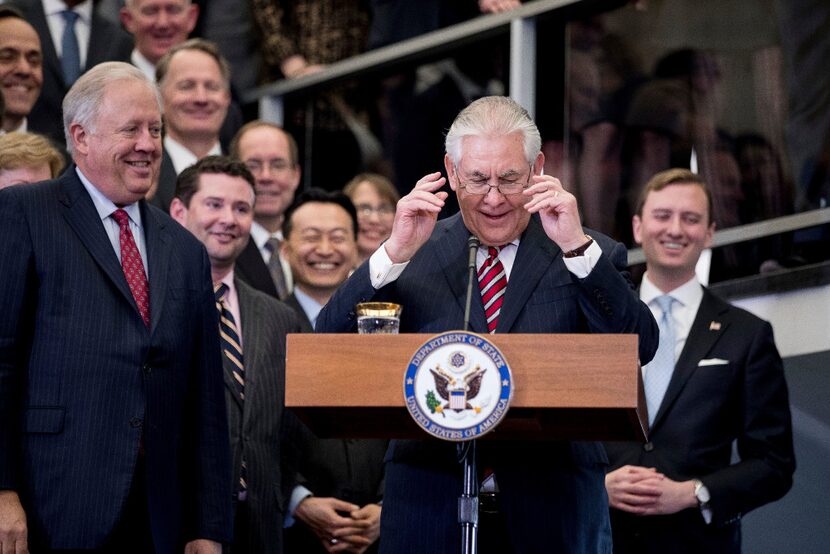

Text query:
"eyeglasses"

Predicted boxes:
[[454, 165, 533, 195], [244, 159, 294, 175], [355, 203, 395, 217]]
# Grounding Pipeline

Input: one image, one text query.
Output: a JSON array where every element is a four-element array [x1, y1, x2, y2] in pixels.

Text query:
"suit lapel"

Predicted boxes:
[[433, 214, 488, 333], [285, 294, 314, 332], [235, 279, 274, 421], [58, 170, 142, 320], [651, 289, 730, 428], [141, 204, 171, 334], [496, 216, 559, 333]]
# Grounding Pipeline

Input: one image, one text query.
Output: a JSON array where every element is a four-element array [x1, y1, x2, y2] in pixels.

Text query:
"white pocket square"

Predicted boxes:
[[698, 358, 729, 367]]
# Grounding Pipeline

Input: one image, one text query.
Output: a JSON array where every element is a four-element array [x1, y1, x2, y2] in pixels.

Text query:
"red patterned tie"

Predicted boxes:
[[478, 246, 507, 334], [112, 209, 150, 327]]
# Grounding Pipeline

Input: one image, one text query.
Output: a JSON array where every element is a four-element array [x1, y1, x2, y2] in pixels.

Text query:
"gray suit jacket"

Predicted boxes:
[[225, 278, 301, 553]]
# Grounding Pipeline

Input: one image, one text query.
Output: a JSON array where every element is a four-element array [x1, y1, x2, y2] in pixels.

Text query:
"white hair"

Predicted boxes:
[[445, 96, 541, 166], [62, 62, 162, 155]]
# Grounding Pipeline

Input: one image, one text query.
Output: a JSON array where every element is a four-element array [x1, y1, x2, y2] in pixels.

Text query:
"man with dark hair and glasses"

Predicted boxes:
[[318, 96, 658, 553]]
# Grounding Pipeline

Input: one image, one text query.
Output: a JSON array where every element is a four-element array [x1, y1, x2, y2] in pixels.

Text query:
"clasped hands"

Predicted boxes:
[[295, 496, 381, 553], [605, 465, 698, 516]]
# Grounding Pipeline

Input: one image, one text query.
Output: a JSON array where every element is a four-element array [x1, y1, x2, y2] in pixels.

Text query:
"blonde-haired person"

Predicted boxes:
[[343, 172, 400, 263], [0, 132, 64, 189]]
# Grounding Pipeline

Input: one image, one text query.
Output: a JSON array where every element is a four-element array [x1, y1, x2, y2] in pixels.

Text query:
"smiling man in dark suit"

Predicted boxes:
[[170, 155, 302, 554], [603, 168, 795, 553], [0, 62, 231, 553], [317, 96, 659, 554]]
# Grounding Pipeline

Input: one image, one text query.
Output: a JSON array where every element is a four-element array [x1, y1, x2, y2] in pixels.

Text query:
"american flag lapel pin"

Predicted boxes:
[[709, 321, 721, 331]]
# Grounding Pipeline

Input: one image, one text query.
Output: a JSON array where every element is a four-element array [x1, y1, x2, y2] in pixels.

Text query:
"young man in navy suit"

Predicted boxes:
[[317, 96, 659, 554], [604, 168, 795, 553], [0, 62, 231, 553]]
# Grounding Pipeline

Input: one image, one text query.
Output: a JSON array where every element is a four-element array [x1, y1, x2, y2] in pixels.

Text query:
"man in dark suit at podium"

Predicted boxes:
[[604, 168, 795, 553], [317, 96, 658, 553]]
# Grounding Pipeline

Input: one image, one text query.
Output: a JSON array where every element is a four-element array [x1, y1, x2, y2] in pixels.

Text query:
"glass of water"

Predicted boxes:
[[356, 302, 402, 334]]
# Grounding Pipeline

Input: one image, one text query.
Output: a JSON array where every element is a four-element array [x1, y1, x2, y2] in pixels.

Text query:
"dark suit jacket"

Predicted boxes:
[[148, 147, 178, 212], [10, 0, 133, 147], [235, 238, 280, 299], [604, 287, 795, 554], [0, 169, 232, 551], [317, 213, 658, 554], [283, 292, 388, 554], [225, 278, 301, 553]]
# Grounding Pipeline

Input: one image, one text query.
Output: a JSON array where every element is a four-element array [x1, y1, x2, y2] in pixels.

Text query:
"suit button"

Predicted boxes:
[[643, 441, 654, 452], [130, 417, 143, 429], [142, 364, 152, 374]]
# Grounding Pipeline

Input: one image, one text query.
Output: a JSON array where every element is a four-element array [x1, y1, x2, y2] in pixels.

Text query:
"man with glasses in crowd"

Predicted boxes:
[[230, 121, 302, 300]]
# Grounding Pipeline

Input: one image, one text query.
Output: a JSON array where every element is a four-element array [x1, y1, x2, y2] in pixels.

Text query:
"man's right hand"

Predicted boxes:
[[0, 491, 28, 554], [605, 465, 665, 514], [295, 497, 366, 550], [383, 172, 448, 263]]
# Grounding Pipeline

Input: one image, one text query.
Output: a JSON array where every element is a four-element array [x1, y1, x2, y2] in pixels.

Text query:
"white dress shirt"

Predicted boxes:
[[163, 136, 222, 175], [76, 167, 149, 275], [43, 0, 92, 69]]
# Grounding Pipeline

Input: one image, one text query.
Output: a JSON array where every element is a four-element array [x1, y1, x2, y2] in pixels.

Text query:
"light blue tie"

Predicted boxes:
[[60, 10, 81, 85], [644, 295, 676, 425]]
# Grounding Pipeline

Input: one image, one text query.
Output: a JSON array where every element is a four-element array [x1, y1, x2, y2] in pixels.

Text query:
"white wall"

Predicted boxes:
[[732, 284, 830, 357]]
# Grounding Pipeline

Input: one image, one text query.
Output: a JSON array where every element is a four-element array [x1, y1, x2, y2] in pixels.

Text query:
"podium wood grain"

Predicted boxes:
[[286, 333, 647, 441]]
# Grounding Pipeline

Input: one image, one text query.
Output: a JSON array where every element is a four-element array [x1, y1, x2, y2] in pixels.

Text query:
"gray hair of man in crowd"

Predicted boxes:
[[444, 96, 541, 167], [62, 61, 162, 156]]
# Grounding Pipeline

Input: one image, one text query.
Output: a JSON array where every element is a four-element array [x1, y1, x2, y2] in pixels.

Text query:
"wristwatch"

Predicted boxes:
[[562, 235, 594, 258], [693, 479, 711, 508]]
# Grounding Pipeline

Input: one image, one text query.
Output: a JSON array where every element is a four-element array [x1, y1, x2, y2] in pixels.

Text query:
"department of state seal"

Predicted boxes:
[[403, 331, 513, 441]]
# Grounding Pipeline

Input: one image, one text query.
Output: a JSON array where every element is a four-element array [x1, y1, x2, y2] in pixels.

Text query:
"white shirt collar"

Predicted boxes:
[[131, 49, 157, 82], [43, 0, 93, 20], [75, 166, 142, 225], [250, 220, 279, 250], [639, 273, 702, 310], [163, 136, 222, 175]]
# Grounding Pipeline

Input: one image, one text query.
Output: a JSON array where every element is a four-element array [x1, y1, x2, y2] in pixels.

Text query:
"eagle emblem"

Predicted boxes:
[[427, 364, 486, 414]]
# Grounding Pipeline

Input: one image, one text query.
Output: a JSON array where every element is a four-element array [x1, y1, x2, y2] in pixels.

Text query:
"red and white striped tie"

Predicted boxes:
[[478, 246, 507, 333]]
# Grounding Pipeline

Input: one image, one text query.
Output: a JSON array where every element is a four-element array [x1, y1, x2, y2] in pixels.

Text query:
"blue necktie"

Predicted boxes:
[[60, 10, 81, 85], [644, 295, 676, 425]]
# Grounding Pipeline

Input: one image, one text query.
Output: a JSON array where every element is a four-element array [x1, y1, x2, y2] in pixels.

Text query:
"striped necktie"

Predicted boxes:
[[215, 283, 248, 498], [644, 295, 676, 425], [215, 283, 245, 400], [478, 246, 507, 334]]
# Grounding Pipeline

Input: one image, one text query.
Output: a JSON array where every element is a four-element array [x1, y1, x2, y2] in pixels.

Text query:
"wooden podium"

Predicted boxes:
[[285, 333, 648, 442]]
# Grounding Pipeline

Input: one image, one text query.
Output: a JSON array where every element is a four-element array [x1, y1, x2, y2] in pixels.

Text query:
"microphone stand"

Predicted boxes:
[[458, 235, 479, 554]]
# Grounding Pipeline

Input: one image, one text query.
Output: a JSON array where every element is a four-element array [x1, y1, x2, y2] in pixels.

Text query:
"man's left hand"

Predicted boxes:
[[523, 175, 588, 252], [184, 539, 221, 554]]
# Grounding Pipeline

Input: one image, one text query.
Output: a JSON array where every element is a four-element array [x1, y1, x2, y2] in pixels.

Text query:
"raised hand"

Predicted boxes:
[[383, 172, 448, 263], [523, 175, 589, 252]]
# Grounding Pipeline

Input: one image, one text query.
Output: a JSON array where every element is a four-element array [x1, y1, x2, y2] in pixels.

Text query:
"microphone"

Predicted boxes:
[[462, 235, 480, 331]]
